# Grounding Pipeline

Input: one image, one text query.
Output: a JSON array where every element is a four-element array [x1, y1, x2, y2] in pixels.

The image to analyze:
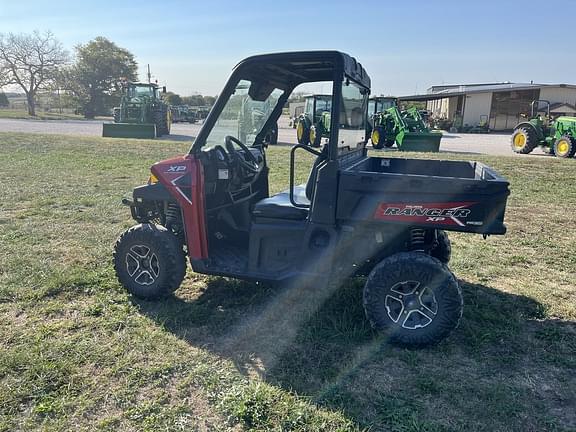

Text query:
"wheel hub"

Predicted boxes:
[[125, 244, 160, 286], [385, 280, 438, 330], [557, 140, 569, 155]]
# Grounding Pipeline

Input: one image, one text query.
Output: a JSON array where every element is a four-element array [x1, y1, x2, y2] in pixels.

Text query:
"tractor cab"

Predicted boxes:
[[304, 94, 332, 122], [121, 82, 167, 105], [127, 83, 160, 100], [368, 96, 397, 118]]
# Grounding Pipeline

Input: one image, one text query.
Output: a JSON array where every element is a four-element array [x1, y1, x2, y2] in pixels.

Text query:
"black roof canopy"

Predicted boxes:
[[233, 51, 371, 90]]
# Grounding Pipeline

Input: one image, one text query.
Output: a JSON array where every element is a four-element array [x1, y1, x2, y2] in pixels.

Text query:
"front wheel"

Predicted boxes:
[[363, 252, 462, 347], [553, 135, 576, 158], [113, 224, 186, 299], [371, 126, 386, 149], [154, 106, 170, 136], [310, 124, 322, 147]]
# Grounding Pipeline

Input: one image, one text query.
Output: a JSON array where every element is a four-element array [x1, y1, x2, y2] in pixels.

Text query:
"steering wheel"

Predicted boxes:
[[224, 135, 261, 175]]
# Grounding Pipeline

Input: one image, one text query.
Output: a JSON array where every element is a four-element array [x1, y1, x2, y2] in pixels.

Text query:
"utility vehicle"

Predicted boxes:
[[114, 51, 510, 347], [511, 100, 576, 158]]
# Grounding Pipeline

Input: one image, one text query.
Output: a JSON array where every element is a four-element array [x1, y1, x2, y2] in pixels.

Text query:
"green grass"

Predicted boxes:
[[0, 109, 110, 121], [0, 132, 575, 431]]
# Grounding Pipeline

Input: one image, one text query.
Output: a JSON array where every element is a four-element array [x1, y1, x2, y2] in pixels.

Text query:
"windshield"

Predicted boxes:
[[203, 79, 283, 149], [130, 85, 155, 98], [315, 97, 331, 117], [376, 98, 396, 112], [368, 100, 375, 115]]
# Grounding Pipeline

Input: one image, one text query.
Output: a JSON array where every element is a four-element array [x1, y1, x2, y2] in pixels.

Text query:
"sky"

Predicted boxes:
[[1, 0, 575, 97]]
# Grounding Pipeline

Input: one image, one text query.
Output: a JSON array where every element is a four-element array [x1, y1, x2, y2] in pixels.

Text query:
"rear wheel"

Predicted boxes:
[[113, 224, 186, 299], [296, 119, 310, 145], [363, 252, 462, 347], [553, 135, 576, 158], [511, 126, 537, 154]]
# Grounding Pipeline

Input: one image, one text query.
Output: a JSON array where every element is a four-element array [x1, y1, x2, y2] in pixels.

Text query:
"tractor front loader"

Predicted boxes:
[[371, 106, 442, 151]]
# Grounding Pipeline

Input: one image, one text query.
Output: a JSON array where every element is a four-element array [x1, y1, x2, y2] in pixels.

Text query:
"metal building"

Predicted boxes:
[[399, 83, 576, 131]]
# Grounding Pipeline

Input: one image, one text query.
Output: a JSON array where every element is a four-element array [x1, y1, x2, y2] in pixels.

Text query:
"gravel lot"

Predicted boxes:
[[0, 116, 547, 157]]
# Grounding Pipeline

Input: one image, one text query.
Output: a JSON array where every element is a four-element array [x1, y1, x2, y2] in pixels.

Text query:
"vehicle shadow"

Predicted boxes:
[[163, 133, 196, 142], [133, 275, 576, 429]]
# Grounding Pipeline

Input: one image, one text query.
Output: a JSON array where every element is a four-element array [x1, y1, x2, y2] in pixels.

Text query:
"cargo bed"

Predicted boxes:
[[337, 156, 509, 234]]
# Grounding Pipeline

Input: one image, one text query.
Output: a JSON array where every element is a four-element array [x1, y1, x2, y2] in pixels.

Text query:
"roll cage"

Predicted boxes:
[[190, 51, 371, 161]]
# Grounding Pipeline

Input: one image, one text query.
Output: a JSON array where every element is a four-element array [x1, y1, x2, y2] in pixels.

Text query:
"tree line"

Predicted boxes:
[[0, 31, 215, 118]]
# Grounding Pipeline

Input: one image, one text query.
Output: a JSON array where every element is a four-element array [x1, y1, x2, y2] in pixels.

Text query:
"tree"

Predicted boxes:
[[0, 31, 69, 116], [203, 95, 216, 106], [0, 92, 8, 108], [164, 92, 182, 106], [182, 95, 205, 106], [63, 37, 137, 119]]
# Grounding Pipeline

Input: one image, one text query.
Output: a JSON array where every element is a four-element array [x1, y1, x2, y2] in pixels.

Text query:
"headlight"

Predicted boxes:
[[148, 174, 158, 184]]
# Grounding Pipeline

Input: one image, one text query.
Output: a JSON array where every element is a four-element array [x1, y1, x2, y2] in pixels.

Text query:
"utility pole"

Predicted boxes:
[[147, 64, 151, 84]]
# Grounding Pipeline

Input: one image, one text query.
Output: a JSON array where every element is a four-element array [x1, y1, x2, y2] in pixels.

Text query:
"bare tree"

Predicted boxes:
[[0, 31, 69, 116]]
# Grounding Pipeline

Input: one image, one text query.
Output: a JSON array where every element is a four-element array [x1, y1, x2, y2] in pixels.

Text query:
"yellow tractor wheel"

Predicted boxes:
[[309, 125, 322, 148], [553, 135, 576, 158], [166, 110, 172, 134], [296, 119, 310, 145], [371, 127, 385, 149], [510, 127, 537, 154]]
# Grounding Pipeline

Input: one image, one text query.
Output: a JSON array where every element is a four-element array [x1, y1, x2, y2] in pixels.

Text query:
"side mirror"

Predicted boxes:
[[162, 86, 167, 94]]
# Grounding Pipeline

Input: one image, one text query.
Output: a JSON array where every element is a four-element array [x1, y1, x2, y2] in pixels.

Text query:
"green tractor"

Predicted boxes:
[[103, 82, 172, 139], [296, 94, 332, 147], [511, 100, 576, 158], [367, 96, 398, 148], [371, 106, 442, 152]]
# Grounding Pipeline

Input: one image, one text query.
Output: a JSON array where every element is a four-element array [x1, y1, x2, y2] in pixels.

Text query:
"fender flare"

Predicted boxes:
[[513, 122, 544, 141]]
